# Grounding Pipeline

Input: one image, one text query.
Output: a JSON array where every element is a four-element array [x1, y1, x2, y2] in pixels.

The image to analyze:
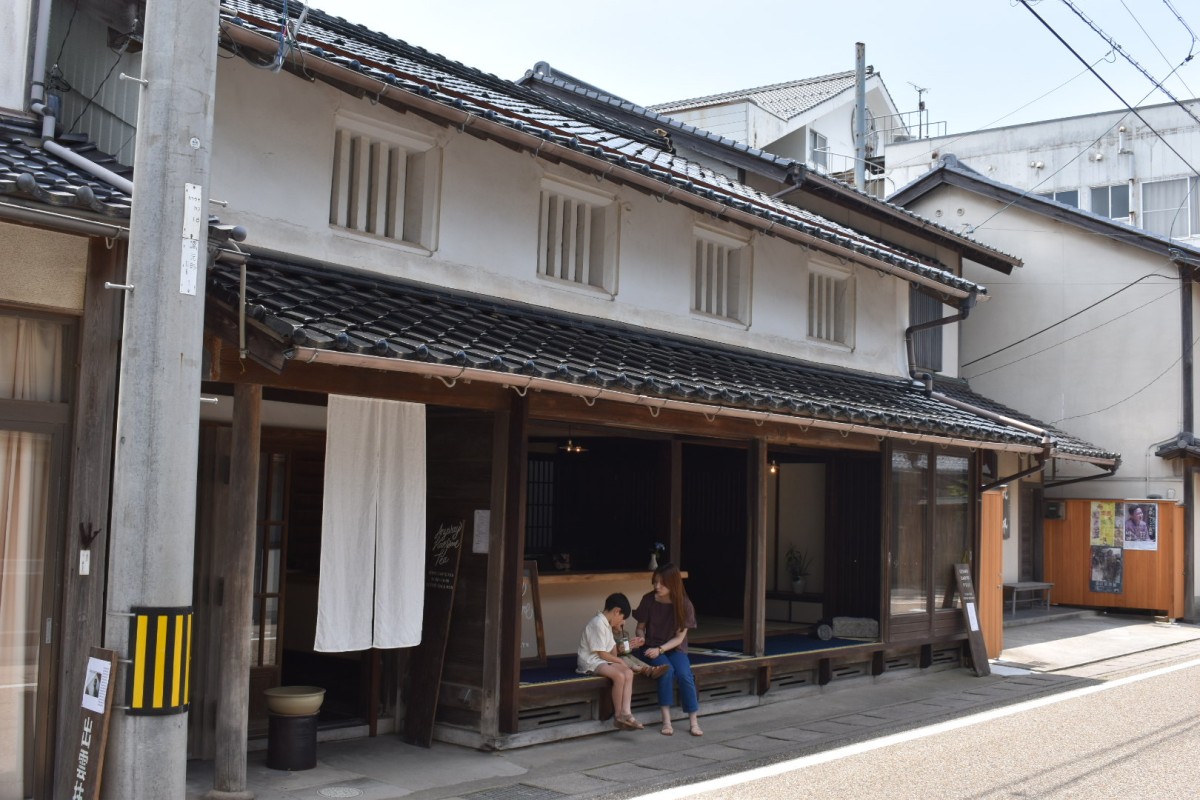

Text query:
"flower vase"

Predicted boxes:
[[648, 553, 658, 571]]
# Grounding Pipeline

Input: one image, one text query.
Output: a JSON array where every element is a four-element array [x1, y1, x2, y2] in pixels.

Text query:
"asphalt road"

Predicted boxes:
[[638, 657, 1200, 800]]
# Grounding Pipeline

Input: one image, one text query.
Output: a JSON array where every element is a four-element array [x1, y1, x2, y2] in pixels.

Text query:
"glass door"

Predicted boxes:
[[1, 314, 70, 799]]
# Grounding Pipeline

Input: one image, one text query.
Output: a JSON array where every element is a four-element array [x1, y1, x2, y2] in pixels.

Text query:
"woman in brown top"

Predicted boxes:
[[633, 562, 702, 736]]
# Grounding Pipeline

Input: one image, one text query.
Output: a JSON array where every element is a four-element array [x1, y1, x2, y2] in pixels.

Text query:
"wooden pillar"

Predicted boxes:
[[480, 406, 513, 739], [209, 383, 261, 799], [498, 394, 528, 734], [52, 241, 124, 797], [669, 440, 683, 566], [745, 439, 768, 656]]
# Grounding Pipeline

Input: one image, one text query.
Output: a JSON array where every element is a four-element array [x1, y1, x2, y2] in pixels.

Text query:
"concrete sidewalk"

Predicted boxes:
[[185, 614, 1200, 800]]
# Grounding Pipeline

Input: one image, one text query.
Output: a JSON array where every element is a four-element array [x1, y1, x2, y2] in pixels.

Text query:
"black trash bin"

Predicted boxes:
[[266, 712, 318, 771]]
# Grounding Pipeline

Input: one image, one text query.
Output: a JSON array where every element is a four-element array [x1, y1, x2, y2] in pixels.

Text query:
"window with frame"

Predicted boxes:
[[909, 287, 944, 373], [1090, 183, 1130, 221], [692, 226, 751, 324], [1035, 189, 1079, 208], [1142, 176, 1200, 239], [537, 177, 618, 293], [809, 130, 828, 171], [329, 116, 441, 249], [808, 265, 854, 346]]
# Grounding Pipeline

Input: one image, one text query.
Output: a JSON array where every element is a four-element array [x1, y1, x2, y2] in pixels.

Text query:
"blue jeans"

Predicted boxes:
[[641, 649, 698, 713]]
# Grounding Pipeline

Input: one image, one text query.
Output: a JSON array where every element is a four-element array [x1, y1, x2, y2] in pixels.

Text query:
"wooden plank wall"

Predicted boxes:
[[1044, 499, 1183, 617], [425, 409, 496, 731]]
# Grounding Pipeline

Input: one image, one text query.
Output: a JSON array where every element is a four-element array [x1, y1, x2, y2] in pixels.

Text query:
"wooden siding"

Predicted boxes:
[[980, 491, 1004, 658], [1044, 499, 1184, 617]]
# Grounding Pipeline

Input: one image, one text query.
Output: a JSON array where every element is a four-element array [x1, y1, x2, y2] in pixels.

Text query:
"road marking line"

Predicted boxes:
[[632, 656, 1200, 799]]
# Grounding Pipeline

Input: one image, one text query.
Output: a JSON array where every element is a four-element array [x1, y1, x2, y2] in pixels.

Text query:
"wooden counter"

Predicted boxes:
[[537, 570, 686, 585]]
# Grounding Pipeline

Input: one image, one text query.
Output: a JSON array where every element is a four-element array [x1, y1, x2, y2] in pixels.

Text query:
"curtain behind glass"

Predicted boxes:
[[890, 447, 928, 614], [1, 315, 63, 798], [933, 454, 971, 609]]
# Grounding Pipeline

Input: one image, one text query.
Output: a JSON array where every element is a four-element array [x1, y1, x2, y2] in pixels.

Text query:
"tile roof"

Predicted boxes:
[[219, 1, 985, 298], [933, 377, 1118, 464], [650, 71, 858, 120], [518, 66, 1022, 274], [207, 256, 1109, 459], [0, 116, 132, 217]]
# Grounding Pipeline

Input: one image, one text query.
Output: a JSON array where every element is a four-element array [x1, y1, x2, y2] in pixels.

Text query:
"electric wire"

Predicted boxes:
[[1051, 326, 1200, 425], [965, 283, 1178, 380], [1059, 0, 1200, 127], [962, 272, 1174, 368], [67, 45, 126, 134], [1122, 0, 1196, 98], [1019, 1, 1200, 179], [1162, 0, 1199, 50]]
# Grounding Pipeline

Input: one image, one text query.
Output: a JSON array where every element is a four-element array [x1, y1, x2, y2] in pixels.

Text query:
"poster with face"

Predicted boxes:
[[1120, 503, 1158, 551]]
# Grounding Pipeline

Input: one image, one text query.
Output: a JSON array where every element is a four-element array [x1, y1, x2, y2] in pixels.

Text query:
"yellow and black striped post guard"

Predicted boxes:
[[126, 606, 192, 715]]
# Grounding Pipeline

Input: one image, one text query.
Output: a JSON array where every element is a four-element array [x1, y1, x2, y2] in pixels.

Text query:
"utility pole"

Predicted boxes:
[[103, 0, 221, 797]]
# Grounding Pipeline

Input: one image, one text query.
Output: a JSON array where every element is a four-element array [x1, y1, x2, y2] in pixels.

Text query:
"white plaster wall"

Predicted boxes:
[[908, 186, 1182, 499], [1, 0, 33, 113], [0, 222, 88, 311], [538, 577, 658, 656], [668, 105, 749, 143], [209, 56, 913, 377]]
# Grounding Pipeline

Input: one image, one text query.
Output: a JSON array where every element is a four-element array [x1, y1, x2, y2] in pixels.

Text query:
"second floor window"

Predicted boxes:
[[808, 265, 854, 346], [810, 130, 828, 171], [909, 287, 944, 373], [329, 117, 441, 249], [537, 177, 618, 293], [1090, 184, 1130, 221], [1143, 177, 1200, 239], [1036, 189, 1079, 208], [692, 226, 751, 324]]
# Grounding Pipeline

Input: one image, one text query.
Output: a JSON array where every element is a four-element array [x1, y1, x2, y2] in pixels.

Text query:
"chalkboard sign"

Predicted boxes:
[[403, 519, 465, 747], [952, 563, 990, 677], [520, 560, 546, 667]]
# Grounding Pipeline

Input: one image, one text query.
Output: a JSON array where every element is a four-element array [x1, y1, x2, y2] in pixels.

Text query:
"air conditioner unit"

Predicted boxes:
[[1044, 501, 1066, 520]]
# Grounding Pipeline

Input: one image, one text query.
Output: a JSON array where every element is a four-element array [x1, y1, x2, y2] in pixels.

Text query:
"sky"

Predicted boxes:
[[314, 0, 1200, 136]]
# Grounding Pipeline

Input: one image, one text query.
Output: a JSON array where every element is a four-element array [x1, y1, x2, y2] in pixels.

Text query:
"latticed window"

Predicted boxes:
[[808, 266, 853, 345], [329, 116, 440, 248], [692, 226, 751, 324], [537, 178, 618, 292], [909, 287, 943, 373]]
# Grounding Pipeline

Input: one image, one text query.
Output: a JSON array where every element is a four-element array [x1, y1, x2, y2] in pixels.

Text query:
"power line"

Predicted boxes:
[[1059, 0, 1200, 128], [966, 283, 1178, 380], [1122, 0, 1196, 98], [1019, 0, 1200, 180], [1162, 0, 1199, 51], [1051, 326, 1200, 425], [962, 272, 1172, 367]]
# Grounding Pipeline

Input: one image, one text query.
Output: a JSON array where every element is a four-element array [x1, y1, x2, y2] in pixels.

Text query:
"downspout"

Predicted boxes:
[[853, 42, 867, 191], [905, 290, 977, 395], [1172, 251, 1198, 621], [28, 0, 136, 196]]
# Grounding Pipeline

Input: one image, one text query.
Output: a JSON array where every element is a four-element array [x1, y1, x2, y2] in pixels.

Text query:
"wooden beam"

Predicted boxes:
[[746, 439, 768, 657]]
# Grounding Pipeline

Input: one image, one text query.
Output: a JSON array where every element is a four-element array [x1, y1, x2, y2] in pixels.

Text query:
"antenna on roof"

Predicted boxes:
[[908, 82, 930, 139]]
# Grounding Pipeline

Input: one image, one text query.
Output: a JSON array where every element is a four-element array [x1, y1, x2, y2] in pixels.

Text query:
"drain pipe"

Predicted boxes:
[[28, 0, 136, 196], [905, 290, 977, 394]]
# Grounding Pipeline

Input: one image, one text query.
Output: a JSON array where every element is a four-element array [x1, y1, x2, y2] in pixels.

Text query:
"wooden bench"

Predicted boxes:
[[1003, 581, 1053, 615]]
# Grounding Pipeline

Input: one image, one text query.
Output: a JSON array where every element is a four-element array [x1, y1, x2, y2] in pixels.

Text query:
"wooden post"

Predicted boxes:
[[209, 383, 261, 798], [669, 440, 682, 567], [53, 241, 123, 797], [479, 408, 511, 739], [746, 440, 768, 656], [498, 394, 528, 734]]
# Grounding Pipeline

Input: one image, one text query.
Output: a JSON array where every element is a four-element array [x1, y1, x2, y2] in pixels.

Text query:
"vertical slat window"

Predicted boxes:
[[537, 183, 615, 292], [329, 122, 438, 248], [808, 270, 852, 345], [692, 232, 748, 323], [909, 287, 943, 373]]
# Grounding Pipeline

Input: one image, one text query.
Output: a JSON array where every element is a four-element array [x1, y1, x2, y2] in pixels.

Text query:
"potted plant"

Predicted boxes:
[[785, 545, 812, 594]]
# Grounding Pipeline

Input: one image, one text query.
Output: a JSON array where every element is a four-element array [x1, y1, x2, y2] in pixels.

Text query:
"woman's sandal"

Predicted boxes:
[[689, 723, 704, 737], [660, 723, 674, 736]]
